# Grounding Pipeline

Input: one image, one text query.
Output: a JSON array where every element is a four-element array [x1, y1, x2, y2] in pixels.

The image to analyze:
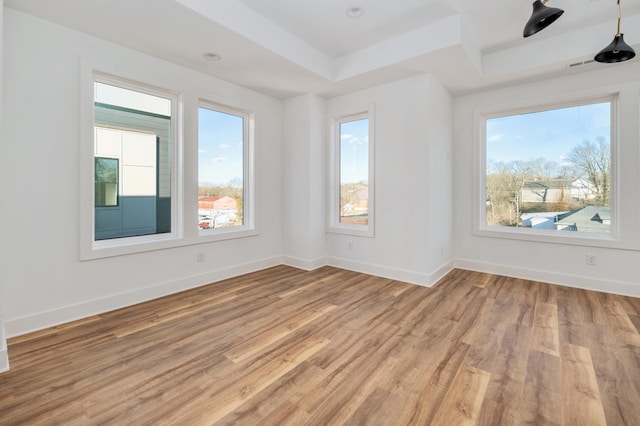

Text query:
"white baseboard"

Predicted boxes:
[[326, 257, 452, 287], [12, 254, 635, 343], [5, 254, 440, 339], [282, 255, 328, 271], [454, 258, 640, 298], [0, 319, 9, 373], [4, 256, 283, 338], [428, 261, 456, 287]]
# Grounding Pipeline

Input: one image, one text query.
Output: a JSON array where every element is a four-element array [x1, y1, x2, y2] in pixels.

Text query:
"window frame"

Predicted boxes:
[[196, 100, 256, 241], [474, 94, 619, 246], [80, 70, 183, 260], [327, 110, 375, 237]]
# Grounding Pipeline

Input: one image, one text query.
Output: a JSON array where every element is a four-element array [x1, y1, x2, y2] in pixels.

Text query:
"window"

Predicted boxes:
[[328, 112, 374, 236], [198, 102, 253, 235], [81, 67, 260, 259], [482, 98, 614, 238], [95, 157, 118, 207], [92, 77, 176, 243]]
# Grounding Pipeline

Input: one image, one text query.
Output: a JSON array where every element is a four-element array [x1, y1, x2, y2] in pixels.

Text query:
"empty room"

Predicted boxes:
[[1, 0, 640, 424]]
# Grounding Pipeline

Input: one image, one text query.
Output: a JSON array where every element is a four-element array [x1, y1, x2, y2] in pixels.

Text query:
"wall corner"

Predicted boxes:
[[0, 319, 9, 373]]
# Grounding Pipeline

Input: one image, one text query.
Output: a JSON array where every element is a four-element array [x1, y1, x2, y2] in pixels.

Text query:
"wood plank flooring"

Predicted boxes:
[[1, 266, 640, 425]]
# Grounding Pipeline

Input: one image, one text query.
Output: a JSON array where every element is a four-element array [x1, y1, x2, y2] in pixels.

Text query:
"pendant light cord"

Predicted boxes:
[[617, 0, 622, 37]]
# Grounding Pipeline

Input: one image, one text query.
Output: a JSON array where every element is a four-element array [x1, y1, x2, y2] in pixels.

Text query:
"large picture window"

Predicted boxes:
[[198, 102, 253, 236], [328, 111, 374, 236], [92, 77, 175, 243], [482, 98, 614, 237]]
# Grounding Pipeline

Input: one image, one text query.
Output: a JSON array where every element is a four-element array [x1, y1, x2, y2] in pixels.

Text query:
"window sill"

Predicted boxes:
[[474, 224, 622, 249], [81, 227, 258, 261]]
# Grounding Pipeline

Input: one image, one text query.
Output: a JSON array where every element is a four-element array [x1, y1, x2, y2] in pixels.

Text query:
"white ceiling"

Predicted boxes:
[[5, 0, 640, 99]]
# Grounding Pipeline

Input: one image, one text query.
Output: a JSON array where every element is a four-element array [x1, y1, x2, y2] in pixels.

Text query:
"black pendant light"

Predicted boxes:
[[523, 0, 564, 38], [594, 0, 635, 63]]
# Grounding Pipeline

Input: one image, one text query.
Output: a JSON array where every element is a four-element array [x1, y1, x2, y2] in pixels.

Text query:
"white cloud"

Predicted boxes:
[[219, 143, 230, 150], [346, 136, 368, 145], [212, 157, 227, 163], [488, 133, 503, 143]]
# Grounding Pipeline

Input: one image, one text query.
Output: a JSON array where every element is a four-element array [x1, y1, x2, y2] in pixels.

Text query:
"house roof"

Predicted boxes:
[[198, 196, 225, 202], [523, 181, 572, 190], [7, 0, 640, 99], [555, 206, 611, 232]]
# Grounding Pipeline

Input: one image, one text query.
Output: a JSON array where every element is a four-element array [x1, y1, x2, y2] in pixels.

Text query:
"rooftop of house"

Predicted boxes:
[[555, 205, 611, 232]]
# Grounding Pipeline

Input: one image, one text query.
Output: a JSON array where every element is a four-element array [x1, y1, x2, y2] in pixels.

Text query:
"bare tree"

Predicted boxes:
[[566, 137, 610, 205], [486, 160, 533, 226], [529, 157, 562, 181]]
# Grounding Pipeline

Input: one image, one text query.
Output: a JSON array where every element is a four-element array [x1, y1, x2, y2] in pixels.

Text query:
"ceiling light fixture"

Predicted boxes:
[[202, 52, 222, 62], [523, 0, 564, 37], [594, 0, 635, 63], [345, 6, 364, 19]]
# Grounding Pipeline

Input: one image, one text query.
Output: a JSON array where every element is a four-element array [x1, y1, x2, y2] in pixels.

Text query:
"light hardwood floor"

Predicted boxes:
[[1, 266, 640, 425]]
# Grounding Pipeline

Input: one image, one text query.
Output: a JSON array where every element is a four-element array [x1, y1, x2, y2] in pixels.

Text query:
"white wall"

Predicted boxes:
[[325, 75, 454, 286], [0, 0, 10, 373], [453, 62, 640, 296], [1, 9, 284, 336], [282, 94, 327, 269]]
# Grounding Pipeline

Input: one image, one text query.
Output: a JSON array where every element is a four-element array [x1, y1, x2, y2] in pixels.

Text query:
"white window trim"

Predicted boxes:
[[80, 65, 184, 260], [473, 94, 620, 247], [197, 100, 256, 242], [327, 110, 375, 237]]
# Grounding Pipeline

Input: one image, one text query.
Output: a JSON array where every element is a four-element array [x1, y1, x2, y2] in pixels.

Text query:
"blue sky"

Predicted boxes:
[[340, 118, 369, 184], [199, 112, 370, 186], [198, 107, 244, 186], [486, 101, 611, 165]]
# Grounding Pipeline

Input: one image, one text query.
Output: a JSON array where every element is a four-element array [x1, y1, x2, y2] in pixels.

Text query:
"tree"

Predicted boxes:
[[566, 137, 610, 205], [486, 160, 534, 226]]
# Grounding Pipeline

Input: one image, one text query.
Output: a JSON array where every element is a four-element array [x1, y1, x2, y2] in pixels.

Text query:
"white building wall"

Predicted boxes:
[[2, 8, 284, 337], [453, 61, 640, 296]]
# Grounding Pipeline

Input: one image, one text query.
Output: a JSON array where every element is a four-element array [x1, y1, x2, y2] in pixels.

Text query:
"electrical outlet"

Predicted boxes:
[[197, 252, 205, 263], [586, 254, 596, 266]]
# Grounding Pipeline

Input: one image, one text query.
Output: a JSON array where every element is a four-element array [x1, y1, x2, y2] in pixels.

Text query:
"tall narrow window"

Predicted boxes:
[[198, 103, 251, 234], [329, 112, 374, 236], [95, 157, 119, 207], [93, 80, 173, 241], [483, 98, 614, 236], [340, 118, 370, 224]]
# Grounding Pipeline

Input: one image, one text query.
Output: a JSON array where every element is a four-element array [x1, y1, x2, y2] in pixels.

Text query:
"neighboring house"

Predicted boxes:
[[570, 178, 597, 202], [351, 189, 369, 214], [555, 206, 610, 232], [521, 179, 596, 203], [198, 196, 238, 228], [521, 180, 570, 203], [340, 187, 369, 222], [340, 189, 369, 225], [342, 188, 368, 213], [198, 195, 237, 211], [521, 212, 568, 229]]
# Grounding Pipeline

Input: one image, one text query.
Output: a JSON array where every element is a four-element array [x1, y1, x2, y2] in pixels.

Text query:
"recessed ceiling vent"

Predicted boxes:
[[568, 59, 596, 68]]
